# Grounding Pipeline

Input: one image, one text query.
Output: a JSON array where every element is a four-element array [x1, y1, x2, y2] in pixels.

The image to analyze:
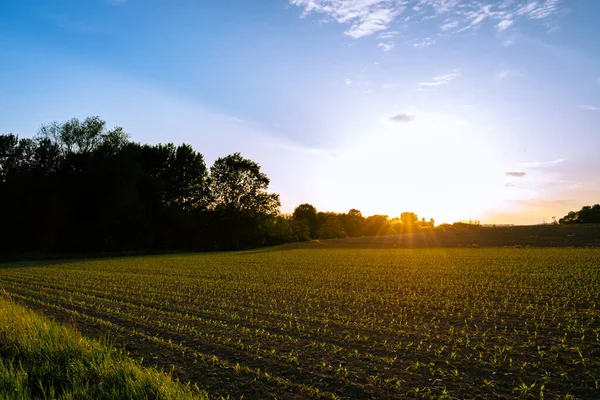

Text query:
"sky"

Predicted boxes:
[[1, 0, 599, 224]]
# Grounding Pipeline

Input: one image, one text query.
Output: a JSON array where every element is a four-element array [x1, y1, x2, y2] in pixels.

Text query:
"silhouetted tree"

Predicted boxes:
[[560, 204, 600, 224], [210, 152, 280, 249], [292, 204, 319, 239], [0, 118, 286, 257], [340, 209, 364, 237], [317, 216, 347, 239], [363, 215, 392, 236], [400, 212, 418, 231]]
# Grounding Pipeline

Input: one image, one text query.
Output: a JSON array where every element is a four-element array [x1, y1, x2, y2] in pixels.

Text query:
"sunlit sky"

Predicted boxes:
[[1, 0, 599, 224]]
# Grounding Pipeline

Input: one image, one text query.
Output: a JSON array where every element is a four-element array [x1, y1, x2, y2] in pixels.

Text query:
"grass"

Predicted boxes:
[[1, 248, 599, 399], [0, 294, 206, 400]]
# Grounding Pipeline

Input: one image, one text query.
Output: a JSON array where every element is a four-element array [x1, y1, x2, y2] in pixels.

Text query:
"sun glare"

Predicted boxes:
[[307, 110, 508, 223]]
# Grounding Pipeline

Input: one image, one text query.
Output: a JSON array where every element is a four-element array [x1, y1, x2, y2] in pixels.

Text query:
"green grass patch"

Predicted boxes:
[[0, 295, 206, 400]]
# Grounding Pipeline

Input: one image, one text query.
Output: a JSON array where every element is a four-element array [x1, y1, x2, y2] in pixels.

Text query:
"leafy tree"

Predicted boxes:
[[211, 152, 279, 215], [292, 204, 319, 238], [316, 216, 347, 239], [560, 204, 600, 224], [341, 208, 364, 237], [37, 116, 106, 155], [363, 215, 392, 236], [210, 153, 280, 249], [400, 212, 418, 230], [164, 144, 211, 211]]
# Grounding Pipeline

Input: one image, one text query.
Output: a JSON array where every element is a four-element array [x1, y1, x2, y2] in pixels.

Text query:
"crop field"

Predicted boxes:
[[1, 248, 600, 399]]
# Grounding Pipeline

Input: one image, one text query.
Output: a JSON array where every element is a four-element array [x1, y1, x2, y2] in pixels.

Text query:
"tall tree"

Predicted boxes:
[[400, 212, 419, 231], [292, 203, 319, 239], [210, 153, 280, 249]]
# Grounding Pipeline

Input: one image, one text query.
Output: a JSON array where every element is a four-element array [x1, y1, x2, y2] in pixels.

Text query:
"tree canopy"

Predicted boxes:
[[559, 204, 600, 224], [0, 118, 280, 255]]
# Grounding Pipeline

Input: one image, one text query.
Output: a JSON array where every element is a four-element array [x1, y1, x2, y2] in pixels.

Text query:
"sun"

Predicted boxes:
[[307, 110, 509, 223]]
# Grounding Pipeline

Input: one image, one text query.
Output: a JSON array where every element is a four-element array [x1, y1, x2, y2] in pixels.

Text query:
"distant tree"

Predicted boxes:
[[316, 216, 347, 239], [263, 215, 296, 245], [340, 208, 364, 237], [400, 212, 419, 232], [451, 220, 481, 229], [560, 204, 600, 224], [400, 212, 418, 228], [363, 215, 392, 236], [292, 203, 319, 238]]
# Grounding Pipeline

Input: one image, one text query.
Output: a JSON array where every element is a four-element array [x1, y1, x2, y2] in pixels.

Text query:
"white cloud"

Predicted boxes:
[[413, 38, 435, 47], [440, 20, 459, 31], [518, 158, 566, 168], [497, 19, 513, 31], [517, 0, 561, 20], [378, 42, 395, 51], [577, 105, 600, 111], [344, 78, 353, 86], [377, 30, 399, 39], [419, 69, 460, 86], [290, 0, 403, 38], [418, 0, 461, 14], [290, 0, 566, 39]]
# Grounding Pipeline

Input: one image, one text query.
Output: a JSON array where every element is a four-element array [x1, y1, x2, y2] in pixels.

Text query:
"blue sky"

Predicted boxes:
[[1, 0, 599, 224]]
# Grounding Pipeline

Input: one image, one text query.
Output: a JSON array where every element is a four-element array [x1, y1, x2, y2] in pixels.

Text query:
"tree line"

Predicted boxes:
[[0, 117, 281, 256], [0, 116, 468, 257], [559, 204, 600, 224]]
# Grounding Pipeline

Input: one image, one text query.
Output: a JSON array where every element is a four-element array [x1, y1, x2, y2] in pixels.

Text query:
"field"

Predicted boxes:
[[1, 247, 600, 399]]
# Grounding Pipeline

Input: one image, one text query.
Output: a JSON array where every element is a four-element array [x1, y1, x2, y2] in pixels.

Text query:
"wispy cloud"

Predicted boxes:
[[378, 42, 394, 52], [419, 69, 460, 86], [496, 19, 513, 31], [505, 171, 526, 177], [344, 78, 352, 86], [519, 158, 566, 168], [378, 31, 399, 39], [494, 69, 525, 81], [517, 0, 561, 20], [290, 0, 402, 38], [440, 20, 459, 31], [290, 0, 566, 39], [504, 182, 516, 187], [568, 182, 582, 190], [413, 38, 436, 47], [577, 105, 600, 111], [434, 0, 565, 34], [389, 113, 415, 122]]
